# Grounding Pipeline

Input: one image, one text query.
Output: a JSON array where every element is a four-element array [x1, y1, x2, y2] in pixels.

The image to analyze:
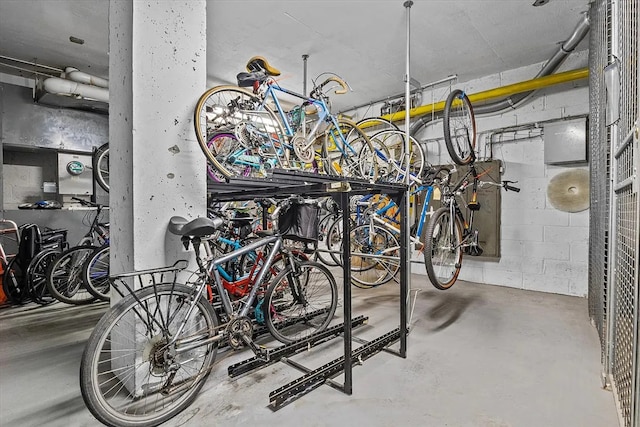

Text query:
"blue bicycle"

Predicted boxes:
[[194, 56, 385, 181]]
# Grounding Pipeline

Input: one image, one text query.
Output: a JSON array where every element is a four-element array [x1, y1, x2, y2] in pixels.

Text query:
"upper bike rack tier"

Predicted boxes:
[[207, 167, 409, 409]]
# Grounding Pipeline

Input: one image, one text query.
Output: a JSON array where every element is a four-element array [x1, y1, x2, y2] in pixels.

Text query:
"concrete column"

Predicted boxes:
[[109, 1, 207, 284]]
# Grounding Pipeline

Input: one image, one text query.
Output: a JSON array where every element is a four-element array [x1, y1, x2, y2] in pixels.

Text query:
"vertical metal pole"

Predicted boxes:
[[401, 0, 413, 358], [302, 54, 309, 96], [341, 190, 353, 393]]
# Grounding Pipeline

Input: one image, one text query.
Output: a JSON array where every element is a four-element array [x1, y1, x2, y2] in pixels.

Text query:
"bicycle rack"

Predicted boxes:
[[208, 168, 409, 409]]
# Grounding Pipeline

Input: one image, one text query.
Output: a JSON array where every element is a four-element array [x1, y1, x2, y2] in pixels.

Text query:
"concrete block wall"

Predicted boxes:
[[348, 51, 591, 297]]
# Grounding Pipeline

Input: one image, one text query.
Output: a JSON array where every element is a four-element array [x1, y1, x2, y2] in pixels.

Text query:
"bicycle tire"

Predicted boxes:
[[322, 119, 377, 180], [316, 213, 339, 267], [26, 249, 60, 305], [264, 260, 337, 344], [46, 246, 98, 305], [194, 85, 286, 179], [443, 89, 476, 165], [326, 214, 356, 267], [354, 117, 399, 136], [206, 133, 235, 182], [93, 143, 110, 192], [422, 207, 463, 290], [349, 224, 400, 288], [364, 130, 425, 183], [80, 283, 218, 427], [82, 245, 110, 301]]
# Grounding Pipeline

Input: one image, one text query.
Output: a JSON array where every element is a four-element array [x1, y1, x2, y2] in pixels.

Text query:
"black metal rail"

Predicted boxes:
[[228, 315, 368, 377], [269, 327, 402, 409]]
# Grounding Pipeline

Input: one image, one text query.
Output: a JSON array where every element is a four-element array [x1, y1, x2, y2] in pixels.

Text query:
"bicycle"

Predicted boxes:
[[194, 56, 385, 181], [80, 196, 338, 426], [45, 198, 110, 305], [422, 163, 520, 290], [334, 167, 450, 288]]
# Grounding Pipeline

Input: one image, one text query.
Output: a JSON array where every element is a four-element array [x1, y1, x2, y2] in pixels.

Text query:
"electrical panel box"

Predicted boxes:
[[58, 152, 93, 195], [543, 118, 588, 165]]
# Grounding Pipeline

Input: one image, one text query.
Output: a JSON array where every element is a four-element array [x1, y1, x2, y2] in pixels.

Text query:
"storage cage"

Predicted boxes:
[[588, 1, 639, 426]]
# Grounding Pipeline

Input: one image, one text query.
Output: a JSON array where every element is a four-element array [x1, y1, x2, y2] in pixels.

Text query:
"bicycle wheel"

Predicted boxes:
[[322, 119, 377, 181], [26, 249, 60, 305], [206, 133, 234, 182], [349, 224, 400, 288], [46, 246, 98, 305], [80, 283, 218, 427], [364, 130, 425, 183], [354, 117, 399, 136], [422, 207, 463, 290], [443, 89, 476, 165], [326, 214, 356, 266], [194, 86, 286, 179], [93, 143, 110, 192], [264, 260, 337, 344], [82, 245, 110, 301], [316, 213, 339, 267]]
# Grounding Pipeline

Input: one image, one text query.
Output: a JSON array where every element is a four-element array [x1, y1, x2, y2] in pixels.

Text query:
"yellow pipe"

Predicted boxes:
[[380, 67, 589, 122]]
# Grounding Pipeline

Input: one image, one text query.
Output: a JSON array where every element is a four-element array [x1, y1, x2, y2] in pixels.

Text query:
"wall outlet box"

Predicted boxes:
[[43, 182, 57, 193]]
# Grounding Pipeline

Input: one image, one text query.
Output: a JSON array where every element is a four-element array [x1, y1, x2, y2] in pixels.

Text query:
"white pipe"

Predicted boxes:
[[64, 67, 109, 88], [43, 77, 109, 103]]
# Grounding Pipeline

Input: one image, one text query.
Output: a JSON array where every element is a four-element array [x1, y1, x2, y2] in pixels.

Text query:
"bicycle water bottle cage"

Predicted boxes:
[[245, 56, 281, 76]]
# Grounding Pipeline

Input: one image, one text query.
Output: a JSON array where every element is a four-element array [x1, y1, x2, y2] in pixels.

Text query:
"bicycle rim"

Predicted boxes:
[[93, 143, 110, 192], [194, 86, 287, 179], [369, 130, 426, 183], [423, 207, 463, 290], [265, 261, 337, 343], [80, 284, 218, 427], [83, 245, 110, 301], [350, 224, 400, 287], [443, 89, 476, 165], [323, 119, 376, 180]]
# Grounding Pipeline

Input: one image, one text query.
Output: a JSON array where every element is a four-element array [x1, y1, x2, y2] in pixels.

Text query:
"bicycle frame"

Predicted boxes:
[[259, 83, 359, 157], [440, 164, 480, 248], [362, 184, 434, 248]]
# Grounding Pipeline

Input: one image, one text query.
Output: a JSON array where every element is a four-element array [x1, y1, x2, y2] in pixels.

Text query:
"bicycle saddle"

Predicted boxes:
[[168, 216, 224, 237], [236, 71, 268, 87], [246, 56, 281, 76]]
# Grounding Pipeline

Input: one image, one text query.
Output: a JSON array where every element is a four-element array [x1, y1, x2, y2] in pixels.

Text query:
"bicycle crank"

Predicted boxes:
[[226, 316, 254, 350]]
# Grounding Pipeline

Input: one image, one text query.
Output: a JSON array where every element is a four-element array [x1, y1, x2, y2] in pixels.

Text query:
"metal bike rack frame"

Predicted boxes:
[[207, 168, 409, 408]]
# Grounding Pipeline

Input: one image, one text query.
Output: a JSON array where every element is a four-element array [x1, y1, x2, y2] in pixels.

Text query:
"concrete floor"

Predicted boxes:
[[0, 275, 619, 427]]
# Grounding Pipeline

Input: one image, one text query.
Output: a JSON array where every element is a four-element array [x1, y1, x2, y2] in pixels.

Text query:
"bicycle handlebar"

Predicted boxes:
[[312, 76, 349, 97], [477, 180, 521, 192], [72, 197, 102, 207], [502, 180, 521, 192]]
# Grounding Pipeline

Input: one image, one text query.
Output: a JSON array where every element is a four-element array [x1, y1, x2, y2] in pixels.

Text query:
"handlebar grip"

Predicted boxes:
[[504, 183, 521, 192], [322, 76, 349, 95]]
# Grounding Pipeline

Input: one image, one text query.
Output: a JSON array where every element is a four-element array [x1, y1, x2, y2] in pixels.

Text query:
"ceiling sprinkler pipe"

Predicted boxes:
[[43, 77, 109, 103], [64, 67, 109, 88], [409, 12, 590, 136]]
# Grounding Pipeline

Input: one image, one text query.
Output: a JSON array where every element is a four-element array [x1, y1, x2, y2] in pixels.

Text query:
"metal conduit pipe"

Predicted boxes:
[[406, 12, 590, 136]]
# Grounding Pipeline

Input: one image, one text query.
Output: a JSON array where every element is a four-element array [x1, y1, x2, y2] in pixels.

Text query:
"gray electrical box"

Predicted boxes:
[[543, 118, 588, 165], [58, 152, 93, 195]]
